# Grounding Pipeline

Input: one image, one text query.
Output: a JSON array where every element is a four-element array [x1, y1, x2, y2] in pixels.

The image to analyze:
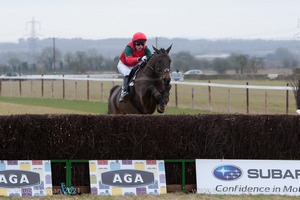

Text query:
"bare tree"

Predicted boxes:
[[212, 58, 229, 74], [235, 54, 248, 74], [248, 56, 265, 73], [227, 54, 249, 74], [289, 76, 300, 112], [172, 51, 195, 72], [8, 58, 22, 73], [37, 47, 62, 72]]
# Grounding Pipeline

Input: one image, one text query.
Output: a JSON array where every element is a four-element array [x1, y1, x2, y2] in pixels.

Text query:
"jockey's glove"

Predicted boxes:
[[138, 56, 147, 62]]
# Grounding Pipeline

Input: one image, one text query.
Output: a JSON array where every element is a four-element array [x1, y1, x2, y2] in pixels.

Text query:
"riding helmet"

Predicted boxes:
[[132, 32, 147, 42]]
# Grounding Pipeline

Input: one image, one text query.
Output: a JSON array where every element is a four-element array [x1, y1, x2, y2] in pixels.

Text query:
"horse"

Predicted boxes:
[[108, 45, 172, 114]]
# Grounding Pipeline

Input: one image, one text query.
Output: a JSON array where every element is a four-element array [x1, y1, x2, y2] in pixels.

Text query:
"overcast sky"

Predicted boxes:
[[0, 0, 300, 43]]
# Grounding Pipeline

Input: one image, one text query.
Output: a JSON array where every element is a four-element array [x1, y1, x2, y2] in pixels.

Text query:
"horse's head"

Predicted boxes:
[[146, 45, 172, 79]]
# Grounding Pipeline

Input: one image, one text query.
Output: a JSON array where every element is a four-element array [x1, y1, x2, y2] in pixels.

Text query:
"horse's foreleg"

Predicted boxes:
[[163, 84, 171, 104], [148, 85, 165, 113], [162, 78, 171, 104]]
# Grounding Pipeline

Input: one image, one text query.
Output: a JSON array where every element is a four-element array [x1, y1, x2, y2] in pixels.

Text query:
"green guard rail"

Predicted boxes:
[[165, 159, 195, 192], [51, 159, 195, 193], [51, 160, 89, 188]]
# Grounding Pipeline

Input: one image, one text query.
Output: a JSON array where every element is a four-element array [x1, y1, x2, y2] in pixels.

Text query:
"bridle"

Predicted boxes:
[[146, 53, 171, 78]]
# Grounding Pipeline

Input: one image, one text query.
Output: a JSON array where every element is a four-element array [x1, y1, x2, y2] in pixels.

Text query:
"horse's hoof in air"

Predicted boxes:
[[157, 109, 164, 113], [157, 105, 165, 113]]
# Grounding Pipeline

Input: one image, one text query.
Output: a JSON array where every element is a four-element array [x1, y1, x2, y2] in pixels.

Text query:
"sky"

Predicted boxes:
[[0, 0, 300, 43]]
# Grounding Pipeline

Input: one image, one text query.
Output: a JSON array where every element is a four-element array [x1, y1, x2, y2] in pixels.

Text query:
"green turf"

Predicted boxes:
[[0, 97, 105, 114], [0, 96, 209, 115]]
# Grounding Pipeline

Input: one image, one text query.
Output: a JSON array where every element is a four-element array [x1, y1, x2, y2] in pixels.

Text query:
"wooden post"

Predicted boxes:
[[286, 83, 289, 115], [0, 79, 2, 96], [227, 89, 231, 113], [192, 87, 195, 109], [30, 80, 33, 97], [246, 82, 249, 114], [75, 81, 77, 100], [63, 75, 65, 99], [51, 80, 54, 98], [265, 91, 268, 114], [100, 82, 103, 102], [19, 79, 22, 97], [175, 84, 178, 108], [208, 81, 211, 110], [8, 80, 12, 96], [41, 75, 44, 97], [87, 75, 90, 101]]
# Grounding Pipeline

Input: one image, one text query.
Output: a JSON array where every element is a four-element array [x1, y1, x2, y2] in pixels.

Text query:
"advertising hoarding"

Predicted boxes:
[[196, 159, 300, 196], [89, 160, 166, 195], [0, 160, 52, 197]]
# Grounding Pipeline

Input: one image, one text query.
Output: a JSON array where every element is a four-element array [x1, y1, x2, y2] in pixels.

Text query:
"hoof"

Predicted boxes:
[[157, 105, 165, 113]]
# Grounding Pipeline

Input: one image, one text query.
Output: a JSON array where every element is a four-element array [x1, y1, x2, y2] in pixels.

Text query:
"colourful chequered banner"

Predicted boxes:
[[0, 160, 52, 197], [89, 160, 166, 195]]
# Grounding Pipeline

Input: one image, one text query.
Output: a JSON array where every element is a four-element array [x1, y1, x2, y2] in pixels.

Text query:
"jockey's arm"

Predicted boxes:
[[124, 46, 140, 66], [145, 47, 152, 58]]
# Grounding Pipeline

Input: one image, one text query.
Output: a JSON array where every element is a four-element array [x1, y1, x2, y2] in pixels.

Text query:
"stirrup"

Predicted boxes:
[[119, 91, 129, 102]]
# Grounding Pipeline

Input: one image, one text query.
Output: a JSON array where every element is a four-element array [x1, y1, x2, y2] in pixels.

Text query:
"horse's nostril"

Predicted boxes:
[[163, 68, 170, 73]]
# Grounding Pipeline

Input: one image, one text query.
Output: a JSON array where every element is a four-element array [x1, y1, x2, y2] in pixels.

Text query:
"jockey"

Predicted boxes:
[[117, 32, 152, 102]]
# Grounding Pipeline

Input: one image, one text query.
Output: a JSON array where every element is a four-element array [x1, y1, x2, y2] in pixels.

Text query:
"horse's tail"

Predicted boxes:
[[109, 85, 119, 96], [107, 85, 120, 114]]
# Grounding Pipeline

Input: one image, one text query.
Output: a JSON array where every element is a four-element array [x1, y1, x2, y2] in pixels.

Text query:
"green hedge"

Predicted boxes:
[[0, 114, 299, 160]]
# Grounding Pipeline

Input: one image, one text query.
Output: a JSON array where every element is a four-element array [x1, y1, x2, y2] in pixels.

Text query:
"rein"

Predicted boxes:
[[142, 53, 171, 78]]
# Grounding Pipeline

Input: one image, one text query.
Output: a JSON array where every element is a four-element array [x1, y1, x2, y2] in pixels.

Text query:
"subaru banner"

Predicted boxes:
[[89, 160, 166, 195], [196, 159, 300, 196]]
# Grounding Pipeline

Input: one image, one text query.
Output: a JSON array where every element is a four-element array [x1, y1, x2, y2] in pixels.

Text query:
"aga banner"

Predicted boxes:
[[89, 160, 166, 196], [0, 160, 52, 197], [196, 159, 300, 196]]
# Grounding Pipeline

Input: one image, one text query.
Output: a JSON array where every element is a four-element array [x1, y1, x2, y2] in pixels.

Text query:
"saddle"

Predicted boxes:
[[127, 61, 147, 97]]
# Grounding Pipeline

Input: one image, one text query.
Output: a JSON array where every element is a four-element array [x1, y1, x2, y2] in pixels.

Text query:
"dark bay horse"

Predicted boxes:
[[108, 45, 172, 114]]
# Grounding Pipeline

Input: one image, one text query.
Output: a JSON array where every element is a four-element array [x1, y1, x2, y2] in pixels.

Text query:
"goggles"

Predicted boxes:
[[135, 42, 145, 46]]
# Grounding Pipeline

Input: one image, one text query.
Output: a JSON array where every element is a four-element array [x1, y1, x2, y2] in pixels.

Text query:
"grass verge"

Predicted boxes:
[[0, 97, 210, 115]]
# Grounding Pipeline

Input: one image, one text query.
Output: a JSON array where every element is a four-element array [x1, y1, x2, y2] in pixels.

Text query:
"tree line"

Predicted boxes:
[[0, 46, 299, 75], [172, 47, 299, 74]]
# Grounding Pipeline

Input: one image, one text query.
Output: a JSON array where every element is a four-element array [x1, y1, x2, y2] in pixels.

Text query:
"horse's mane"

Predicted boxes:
[[154, 48, 168, 54], [148, 48, 168, 60], [159, 48, 168, 54]]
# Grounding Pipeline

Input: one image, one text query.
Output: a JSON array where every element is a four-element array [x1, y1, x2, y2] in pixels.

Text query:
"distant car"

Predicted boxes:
[[2, 72, 21, 81], [184, 70, 203, 75], [5, 72, 20, 77], [171, 71, 184, 82]]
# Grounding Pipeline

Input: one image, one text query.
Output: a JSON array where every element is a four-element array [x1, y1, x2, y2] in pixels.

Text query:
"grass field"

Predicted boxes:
[[0, 96, 208, 115], [0, 78, 297, 114]]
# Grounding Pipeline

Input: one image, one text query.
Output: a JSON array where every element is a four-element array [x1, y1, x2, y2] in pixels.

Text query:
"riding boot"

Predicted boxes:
[[119, 75, 130, 102]]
